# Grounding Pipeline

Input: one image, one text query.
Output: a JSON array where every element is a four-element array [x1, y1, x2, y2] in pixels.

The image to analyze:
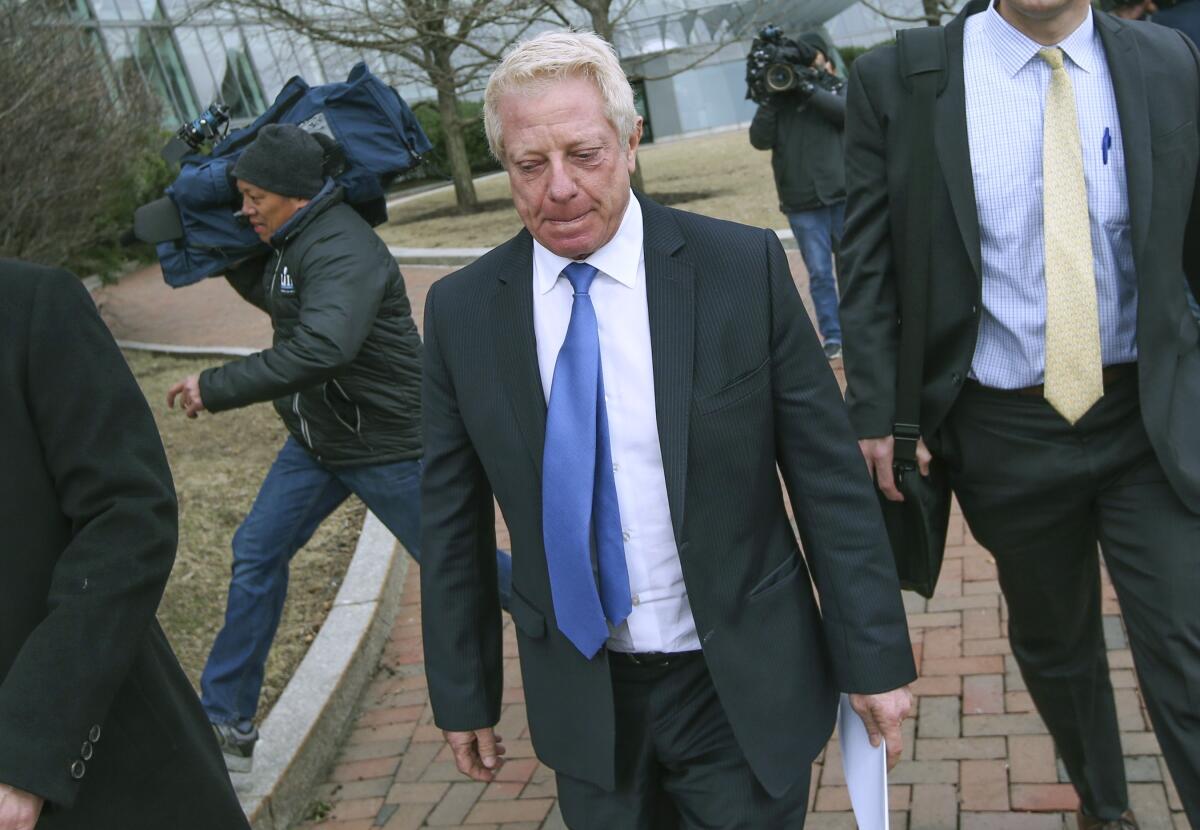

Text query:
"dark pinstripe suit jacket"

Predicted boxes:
[[420, 193, 916, 797], [840, 1, 1200, 511]]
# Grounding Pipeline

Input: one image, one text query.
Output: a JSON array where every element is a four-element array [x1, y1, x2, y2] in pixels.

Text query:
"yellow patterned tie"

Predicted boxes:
[[1039, 47, 1103, 424]]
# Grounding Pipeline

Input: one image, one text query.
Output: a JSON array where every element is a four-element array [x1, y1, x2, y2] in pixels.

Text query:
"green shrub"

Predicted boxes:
[[411, 98, 501, 179]]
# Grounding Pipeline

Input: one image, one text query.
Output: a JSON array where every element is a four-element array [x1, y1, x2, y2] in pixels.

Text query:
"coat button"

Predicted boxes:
[[81, 741, 93, 761], [70, 760, 86, 780], [89, 725, 102, 743]]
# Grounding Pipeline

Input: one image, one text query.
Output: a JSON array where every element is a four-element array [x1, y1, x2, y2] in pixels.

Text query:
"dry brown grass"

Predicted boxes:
[[126, 350, 364, 723], [378, 128, 781, 250]]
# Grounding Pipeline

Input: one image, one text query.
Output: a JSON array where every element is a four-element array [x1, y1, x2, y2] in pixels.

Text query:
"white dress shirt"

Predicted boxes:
[[964, 3, 1138, 388], [531, 193, 701, 654]]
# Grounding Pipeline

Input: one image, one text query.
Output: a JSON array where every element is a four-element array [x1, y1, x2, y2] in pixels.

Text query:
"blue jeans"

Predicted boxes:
[[787, 202, 845, 345], [200, 437, 513, 726]]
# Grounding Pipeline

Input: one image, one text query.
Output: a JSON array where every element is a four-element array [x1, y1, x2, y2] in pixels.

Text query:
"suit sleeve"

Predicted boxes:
[[0, 271, 178, 808], [765, 230, 916, 694], [1179, 31, 1200, 306], [839, 57, 902, 439], [419, 281, 504, 732], [201, 234, 388, 412]]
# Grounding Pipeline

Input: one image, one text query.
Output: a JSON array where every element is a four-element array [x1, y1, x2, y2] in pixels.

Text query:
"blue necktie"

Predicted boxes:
[[542, 262, 632, 658]]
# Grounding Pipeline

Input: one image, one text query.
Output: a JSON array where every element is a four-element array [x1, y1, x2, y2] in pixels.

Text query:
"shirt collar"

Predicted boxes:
[[533, 191, 642, 295], [983, 1, 1096, 78]]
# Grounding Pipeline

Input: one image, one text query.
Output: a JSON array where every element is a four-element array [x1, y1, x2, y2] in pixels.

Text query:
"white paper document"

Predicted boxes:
[[838, 693, 890, 830]]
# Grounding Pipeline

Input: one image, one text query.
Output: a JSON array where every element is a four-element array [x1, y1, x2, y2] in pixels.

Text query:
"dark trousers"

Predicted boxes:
[[555, 652, 810, 829], [944, 374, 1200, 825]]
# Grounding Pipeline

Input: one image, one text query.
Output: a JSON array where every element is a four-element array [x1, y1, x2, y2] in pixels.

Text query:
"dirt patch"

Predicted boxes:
[[126, 350, 365, 724]]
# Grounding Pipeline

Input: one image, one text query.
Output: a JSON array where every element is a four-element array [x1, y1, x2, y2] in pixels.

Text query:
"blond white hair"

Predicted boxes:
[[483, 30, 638, 163]]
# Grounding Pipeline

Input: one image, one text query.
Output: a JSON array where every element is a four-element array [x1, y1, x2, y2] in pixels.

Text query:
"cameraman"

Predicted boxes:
[[166, 124, 513, 773], [749, 32, 847, 360]]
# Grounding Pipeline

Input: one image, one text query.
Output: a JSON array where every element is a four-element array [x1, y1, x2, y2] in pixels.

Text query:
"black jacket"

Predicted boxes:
[[200, 184, 423, 466], [0, 260, 249, 829], [749, 85, 847, 214], [420, 193, 915, 797], [840, 2, 1200, 512]]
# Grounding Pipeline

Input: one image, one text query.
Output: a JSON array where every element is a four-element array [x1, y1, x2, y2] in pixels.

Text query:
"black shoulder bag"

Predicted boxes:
[[876, 26, 954, 599]]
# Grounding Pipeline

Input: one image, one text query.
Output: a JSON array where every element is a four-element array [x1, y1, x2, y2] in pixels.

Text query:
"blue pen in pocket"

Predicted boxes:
[[1102, 127, 1112, 165]]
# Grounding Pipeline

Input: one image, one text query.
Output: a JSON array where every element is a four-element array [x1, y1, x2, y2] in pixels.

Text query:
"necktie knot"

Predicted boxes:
[[563, 262, 598, 295], [1039, 47, 1065, 72]]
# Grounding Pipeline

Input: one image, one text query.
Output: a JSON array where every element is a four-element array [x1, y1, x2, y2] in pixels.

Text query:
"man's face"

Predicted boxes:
[[498, 75, 642, 260], [237, 181, 309, 243]]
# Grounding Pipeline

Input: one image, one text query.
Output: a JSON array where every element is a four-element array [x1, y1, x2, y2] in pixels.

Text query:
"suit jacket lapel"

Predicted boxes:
[[638, 194, 695, 541], [491, 230, 548, 478], [938, 3, 984, 283], [1096, 13, 1152, 264]]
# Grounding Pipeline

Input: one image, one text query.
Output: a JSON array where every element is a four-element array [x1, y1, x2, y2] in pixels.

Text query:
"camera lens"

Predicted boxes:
[[765, 63, 796, 93]]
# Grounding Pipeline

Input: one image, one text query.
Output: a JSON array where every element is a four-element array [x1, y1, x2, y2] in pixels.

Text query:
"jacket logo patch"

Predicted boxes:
[[279, 266, 295, 294]]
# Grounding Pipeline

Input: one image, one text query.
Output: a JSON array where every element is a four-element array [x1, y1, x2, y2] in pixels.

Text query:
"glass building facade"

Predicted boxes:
[[77, 0, 864, 139]]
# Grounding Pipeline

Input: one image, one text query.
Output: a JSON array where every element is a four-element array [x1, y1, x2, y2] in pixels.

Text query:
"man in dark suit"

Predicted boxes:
[[841, 1, 1200, 827], [0, 260, 250, 830], [420, 30, 916, 827]]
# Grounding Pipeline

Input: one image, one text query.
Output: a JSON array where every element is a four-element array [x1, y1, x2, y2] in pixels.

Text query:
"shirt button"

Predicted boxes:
[[622, 530, 631, 542], [89, 725, 102, 743], [612, 463, 620, 473], [631, 594, 640, 606], [81, 741, 93, 761], [70, 760, 86, 780]]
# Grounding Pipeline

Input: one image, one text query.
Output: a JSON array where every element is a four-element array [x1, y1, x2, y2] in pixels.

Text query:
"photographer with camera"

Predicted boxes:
[[749, 29, 847, 360], [166, 124, 513, 773]]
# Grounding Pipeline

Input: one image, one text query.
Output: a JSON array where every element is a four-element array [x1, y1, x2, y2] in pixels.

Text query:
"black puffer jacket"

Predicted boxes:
[[199, 184, 422, 466]]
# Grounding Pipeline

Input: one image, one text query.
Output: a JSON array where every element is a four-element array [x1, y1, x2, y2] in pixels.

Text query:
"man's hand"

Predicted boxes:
[[166, 374, 206, 419], [0, 784, 43, 830], [858, 435, 931, 502], [849, 686, 914, 770], [444, 728, 506, 782]]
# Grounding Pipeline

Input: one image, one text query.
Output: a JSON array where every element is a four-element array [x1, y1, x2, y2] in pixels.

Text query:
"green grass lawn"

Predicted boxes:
[[127, 350, 364, 723], [379, 128, 782, 250]]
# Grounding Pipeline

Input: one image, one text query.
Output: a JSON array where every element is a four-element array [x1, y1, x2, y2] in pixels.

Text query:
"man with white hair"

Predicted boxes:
[[419, 30, 916, 827]]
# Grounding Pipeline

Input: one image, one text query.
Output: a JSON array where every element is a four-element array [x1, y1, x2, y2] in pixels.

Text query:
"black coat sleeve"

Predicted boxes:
[[0, 271, 178, 808], [806, 87, 846, 128], [839, 54, 902, 439], [764, 230, 916, 694], [223, 252, 270, 313], [419, 280, 504, 732], [199, 231, 388, 412], [749, 104, 778, 150]]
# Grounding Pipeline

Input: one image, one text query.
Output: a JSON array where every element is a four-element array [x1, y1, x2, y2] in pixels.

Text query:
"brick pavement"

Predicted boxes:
[[97, 260, 1186, 830]]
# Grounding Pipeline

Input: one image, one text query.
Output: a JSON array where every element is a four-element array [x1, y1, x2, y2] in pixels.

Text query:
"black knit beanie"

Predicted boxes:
[[797, 31, 830, 59], [233, 124, 325, 199]]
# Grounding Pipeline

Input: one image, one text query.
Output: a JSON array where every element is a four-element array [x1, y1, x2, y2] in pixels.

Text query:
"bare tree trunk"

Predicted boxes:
[[432, 55, 478, 210], [923, 0, 941, 25]]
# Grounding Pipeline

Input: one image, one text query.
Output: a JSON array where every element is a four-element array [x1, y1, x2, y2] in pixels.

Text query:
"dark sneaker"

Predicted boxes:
[[823, 341, 843, 360], [212, 722, 257, 773]]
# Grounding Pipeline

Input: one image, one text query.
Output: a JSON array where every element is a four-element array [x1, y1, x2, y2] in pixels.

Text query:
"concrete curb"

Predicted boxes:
[[235, 511, 406, 830], [116, 339, 259, 357]]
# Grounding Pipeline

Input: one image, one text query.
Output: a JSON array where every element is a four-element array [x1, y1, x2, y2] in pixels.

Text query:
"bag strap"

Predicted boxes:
[[892, 25, 947, 468]]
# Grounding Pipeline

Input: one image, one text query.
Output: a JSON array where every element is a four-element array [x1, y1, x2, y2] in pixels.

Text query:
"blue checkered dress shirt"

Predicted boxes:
[[964, 4, 1139, 388]]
